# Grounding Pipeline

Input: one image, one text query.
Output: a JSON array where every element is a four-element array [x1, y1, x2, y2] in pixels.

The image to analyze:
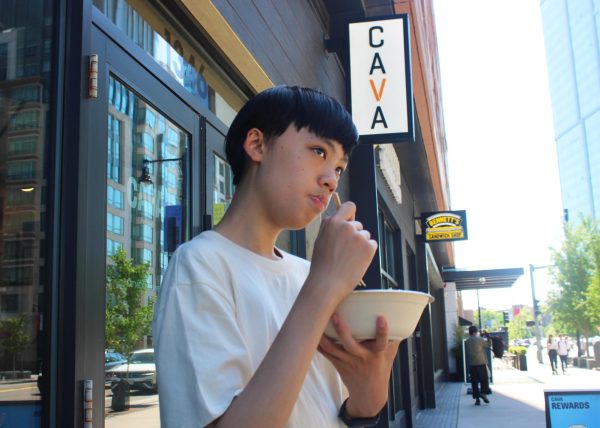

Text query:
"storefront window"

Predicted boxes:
[[93, 0, 247, 125], [378, 211, 399, 289], [0, 1, 54, 426]]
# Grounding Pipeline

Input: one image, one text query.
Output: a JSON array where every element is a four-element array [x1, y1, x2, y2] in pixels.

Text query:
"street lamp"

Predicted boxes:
[[477, 277, 486, 330], [139, 157, 184, 184], [529, 264, 553, 364]]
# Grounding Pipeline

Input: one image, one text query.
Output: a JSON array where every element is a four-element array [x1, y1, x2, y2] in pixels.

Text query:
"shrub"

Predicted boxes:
[[508, 345, 528, 356]]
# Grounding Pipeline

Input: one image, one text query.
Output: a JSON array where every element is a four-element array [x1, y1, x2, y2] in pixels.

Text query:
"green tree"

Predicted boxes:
[[507, 307, 533, 342], [585, 219, 600, 328], [474, 309, 504, 331], [0, 315, 30, 371], [548, 217, 598, 356], [105, 248, 155, 355]]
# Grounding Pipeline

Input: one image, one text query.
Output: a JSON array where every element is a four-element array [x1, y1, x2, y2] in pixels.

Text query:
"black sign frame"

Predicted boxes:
[[347, 14, 415, 144]]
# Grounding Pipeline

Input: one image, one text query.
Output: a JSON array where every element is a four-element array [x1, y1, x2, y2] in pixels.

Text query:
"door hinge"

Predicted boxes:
[[83, 379, 93, 427], [88, 54, 98, 98]]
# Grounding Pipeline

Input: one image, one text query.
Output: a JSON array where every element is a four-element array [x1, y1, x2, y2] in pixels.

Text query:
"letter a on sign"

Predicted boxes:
[[371, 106, 388, 129], [348, 15, 414, 143]]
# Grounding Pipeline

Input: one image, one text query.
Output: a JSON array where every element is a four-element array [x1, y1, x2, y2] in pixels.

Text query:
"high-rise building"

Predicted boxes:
[[540, 0, 600, 221]]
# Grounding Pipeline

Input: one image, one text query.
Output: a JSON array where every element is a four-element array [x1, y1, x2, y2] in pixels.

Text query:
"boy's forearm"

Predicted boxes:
[[214, 276, 340, 428]]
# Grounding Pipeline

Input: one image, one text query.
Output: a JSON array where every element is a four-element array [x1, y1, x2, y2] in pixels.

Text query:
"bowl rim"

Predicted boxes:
[[349, 289, 434, 303]]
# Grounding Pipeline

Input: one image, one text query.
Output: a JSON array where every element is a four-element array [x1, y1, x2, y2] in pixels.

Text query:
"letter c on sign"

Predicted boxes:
[[369, 26, 384, 48]]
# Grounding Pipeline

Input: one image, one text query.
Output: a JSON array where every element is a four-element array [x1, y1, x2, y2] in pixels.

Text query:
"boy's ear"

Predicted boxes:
[[243, 128, 266, 162]]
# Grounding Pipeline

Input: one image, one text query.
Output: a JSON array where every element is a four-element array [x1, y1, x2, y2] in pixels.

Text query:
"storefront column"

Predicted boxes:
[[415, 239, 436, 409], [349, 144, 382, 289]]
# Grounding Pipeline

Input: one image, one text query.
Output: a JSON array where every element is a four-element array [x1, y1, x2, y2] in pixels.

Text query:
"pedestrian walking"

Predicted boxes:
[[557, 334, 569, 374], [547, 334, 559, 374], [465, 325, 491, 406]]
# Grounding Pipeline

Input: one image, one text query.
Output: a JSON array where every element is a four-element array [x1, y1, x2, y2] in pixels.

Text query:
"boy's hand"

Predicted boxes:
[[318, 313, 399, 418], [309, 201, 378, 299]]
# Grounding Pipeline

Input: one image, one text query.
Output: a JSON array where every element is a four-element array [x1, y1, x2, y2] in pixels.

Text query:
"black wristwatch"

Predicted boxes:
[[338, 399, 381, 427]]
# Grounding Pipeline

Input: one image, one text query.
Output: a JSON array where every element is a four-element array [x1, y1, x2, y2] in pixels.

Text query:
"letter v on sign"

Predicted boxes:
[[369, 79, 387, 102]]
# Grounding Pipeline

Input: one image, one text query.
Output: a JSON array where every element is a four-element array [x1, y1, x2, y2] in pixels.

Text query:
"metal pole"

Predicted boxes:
[[529, 264, 543, 364], [477, 288, 482, 330]]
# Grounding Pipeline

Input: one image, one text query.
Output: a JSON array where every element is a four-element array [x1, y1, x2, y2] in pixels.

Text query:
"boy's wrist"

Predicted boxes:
[[338, 399, 381, 427], [301, 273, 345, 309]]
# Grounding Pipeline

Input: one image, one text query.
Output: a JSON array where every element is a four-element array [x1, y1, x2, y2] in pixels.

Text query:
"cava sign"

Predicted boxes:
[[349, 15, 414, 143]]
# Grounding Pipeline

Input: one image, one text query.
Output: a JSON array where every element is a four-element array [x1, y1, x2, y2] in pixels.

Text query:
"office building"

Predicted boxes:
[[541, 0, 600, 220]]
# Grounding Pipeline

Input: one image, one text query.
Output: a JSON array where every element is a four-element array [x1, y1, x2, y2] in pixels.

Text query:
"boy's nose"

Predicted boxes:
[[319, 169, 338, 192]]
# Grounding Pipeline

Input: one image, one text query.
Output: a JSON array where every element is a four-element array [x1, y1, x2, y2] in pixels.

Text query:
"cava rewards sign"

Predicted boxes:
[[349, 15, 414, 143]]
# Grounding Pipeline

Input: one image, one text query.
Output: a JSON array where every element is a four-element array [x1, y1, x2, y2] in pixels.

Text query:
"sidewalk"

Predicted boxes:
[[417, 350, 600, 428], [103, 349, 599, 427]]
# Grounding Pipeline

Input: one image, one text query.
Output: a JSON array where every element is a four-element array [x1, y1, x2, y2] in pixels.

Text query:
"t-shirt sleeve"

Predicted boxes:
[[153, 249, 251, 427]]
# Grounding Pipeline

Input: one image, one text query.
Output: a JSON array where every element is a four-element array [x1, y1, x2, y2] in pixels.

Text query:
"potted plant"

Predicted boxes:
[[509, 345, 528, 371], [450, 324, 467, 381]]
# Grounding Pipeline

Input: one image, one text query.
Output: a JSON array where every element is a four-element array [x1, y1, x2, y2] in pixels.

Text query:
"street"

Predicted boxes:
[[0, 379, 39, 402]]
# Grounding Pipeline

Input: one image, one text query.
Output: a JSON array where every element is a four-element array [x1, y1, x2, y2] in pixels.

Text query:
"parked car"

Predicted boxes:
[[105, 348, 157, 392], [104, 350, 127, 387], [105, 350, 127, 370]]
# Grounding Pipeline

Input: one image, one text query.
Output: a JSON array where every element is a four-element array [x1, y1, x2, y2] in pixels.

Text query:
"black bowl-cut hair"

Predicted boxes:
[[225, 85, 359, 185]]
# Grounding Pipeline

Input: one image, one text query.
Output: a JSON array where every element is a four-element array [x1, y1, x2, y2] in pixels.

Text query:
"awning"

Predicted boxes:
[[458, 316, 473, 326], [441, 267, 524, 291]]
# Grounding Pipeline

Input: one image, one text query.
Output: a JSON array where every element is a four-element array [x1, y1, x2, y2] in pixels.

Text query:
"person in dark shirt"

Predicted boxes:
[[464, 325, 492, 405]]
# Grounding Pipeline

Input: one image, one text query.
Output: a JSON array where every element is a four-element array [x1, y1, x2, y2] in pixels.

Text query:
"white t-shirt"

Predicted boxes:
[[153, 231, 347, 428], [557, 339, 569, 356]]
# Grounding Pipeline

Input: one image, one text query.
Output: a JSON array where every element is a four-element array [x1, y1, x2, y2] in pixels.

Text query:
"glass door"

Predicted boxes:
[[103, 73, 189, 424], [82, 22, 210, 426]]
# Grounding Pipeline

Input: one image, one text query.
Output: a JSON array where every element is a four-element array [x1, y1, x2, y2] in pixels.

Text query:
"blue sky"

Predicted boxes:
[[433, 0, 564, 311]]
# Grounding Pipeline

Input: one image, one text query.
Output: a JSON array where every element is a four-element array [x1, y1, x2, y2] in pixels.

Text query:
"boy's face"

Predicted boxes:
[[253, 124, 349, 230]]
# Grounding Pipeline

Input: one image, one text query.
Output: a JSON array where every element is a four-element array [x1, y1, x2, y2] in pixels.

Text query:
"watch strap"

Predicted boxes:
[[337, 399, 381, 427]]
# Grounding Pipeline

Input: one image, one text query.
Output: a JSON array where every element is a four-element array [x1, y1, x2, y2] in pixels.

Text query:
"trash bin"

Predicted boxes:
[[111, 379, 130, 411], [518, 354, 528, 371]]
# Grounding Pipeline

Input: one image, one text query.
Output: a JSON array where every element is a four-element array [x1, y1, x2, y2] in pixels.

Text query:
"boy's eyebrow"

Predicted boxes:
[[321, 138, 349, 164]]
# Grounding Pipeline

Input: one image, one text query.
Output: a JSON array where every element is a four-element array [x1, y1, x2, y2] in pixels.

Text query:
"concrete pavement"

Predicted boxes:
[[417, 346, 600, 428], [105, 391, 160, 428], [457, 358, 546, 428]]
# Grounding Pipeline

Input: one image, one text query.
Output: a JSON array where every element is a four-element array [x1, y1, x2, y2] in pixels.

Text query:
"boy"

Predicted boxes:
[[153, 86, 400, 427]]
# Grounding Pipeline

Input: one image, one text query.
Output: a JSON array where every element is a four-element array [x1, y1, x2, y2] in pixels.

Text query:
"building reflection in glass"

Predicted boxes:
[[0, 0, 54, 425]]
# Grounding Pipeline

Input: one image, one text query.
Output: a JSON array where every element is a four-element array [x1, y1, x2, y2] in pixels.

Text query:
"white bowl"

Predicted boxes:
[[324, 289, 434, 341]]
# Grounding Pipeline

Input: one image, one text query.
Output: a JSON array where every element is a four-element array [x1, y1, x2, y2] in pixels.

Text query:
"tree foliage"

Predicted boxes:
[[474, 309, 504, 331], [105, 248, 155, 355], [585, 220, 600, 327], [547, 217, 600, 354], [0, 315, 29, 371], [507, 306, 533, 341]]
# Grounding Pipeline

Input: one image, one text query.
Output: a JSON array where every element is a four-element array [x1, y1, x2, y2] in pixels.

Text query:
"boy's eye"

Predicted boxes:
[[335, 166, 345, 176], [313, 147, 326, 158]]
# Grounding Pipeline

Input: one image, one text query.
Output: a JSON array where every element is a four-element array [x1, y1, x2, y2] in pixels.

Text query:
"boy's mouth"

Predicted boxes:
[[309, 195, 327, 211]]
